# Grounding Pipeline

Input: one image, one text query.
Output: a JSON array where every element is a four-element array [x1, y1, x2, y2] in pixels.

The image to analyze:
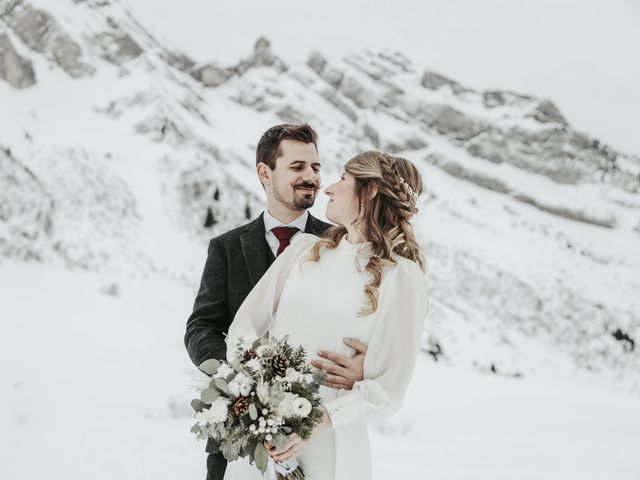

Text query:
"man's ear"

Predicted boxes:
[[256, 162, 271, 186]]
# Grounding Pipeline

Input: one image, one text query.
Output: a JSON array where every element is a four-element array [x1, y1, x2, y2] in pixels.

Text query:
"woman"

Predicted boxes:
[[223, 151, 427, 480]]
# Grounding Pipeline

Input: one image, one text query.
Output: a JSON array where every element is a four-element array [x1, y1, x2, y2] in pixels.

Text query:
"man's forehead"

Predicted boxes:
[[278, 142, 320, 164]]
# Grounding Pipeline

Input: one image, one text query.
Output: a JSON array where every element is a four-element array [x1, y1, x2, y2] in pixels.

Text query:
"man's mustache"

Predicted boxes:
[[293, 182, 322, 190]]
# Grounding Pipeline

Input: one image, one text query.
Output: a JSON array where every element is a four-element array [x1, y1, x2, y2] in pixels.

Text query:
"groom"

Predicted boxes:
[[184, 124, 368, 480]]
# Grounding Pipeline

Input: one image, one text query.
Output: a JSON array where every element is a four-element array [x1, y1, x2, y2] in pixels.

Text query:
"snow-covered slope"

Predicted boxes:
[[1, 0, 639, 391]]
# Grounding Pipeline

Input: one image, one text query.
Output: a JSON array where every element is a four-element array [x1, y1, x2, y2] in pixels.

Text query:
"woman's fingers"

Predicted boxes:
[[269, 434, 300, 461], [323, 373, 350, 389]]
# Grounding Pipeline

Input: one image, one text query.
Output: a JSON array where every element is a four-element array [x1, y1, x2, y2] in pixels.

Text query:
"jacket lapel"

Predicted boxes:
[[305, 213, 331, 236], [240, 213, 274, 288]]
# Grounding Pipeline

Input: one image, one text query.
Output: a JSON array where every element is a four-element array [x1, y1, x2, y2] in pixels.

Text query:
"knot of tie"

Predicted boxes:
[[271, 226, 300, 256]]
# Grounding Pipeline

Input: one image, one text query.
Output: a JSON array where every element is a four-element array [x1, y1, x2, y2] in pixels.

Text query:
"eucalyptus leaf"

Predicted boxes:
[[191, 398, 208, 412], [201, 387, 220, 404], [199, 358, 221, 376], [190, 423, 200, 434], [214, 377, 229, 394], [254, 442, 269, 473]]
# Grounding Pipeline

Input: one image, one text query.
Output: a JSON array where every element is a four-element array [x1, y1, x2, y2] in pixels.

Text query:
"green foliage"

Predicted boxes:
[[191, 399, 208, 412], [199, 358, 220, 375], [200, 387, 220, 404], [254, 442, 269, 473], [214, 377, 229, 394]]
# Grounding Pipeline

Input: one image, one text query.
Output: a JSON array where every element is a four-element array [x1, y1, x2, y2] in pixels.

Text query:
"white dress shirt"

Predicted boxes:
[[263, 209, 309, 257]]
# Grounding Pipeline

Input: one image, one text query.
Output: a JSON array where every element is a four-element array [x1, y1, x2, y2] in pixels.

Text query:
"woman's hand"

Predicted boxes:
[[267, 406, 332, 462]]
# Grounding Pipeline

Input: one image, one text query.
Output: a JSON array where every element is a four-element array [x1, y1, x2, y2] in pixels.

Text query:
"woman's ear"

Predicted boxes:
[[367, 186, 378, 201]]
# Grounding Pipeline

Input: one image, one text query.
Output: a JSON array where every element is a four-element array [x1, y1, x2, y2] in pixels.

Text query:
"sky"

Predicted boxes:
[[123, 0, 640, 156]]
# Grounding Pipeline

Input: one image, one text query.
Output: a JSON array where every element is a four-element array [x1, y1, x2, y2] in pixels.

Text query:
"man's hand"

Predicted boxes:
[[311, 338, 367, 390]]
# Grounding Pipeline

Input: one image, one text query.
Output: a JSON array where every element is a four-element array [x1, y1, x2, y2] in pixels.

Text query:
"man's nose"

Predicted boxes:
[[302, 166, 319, 183]]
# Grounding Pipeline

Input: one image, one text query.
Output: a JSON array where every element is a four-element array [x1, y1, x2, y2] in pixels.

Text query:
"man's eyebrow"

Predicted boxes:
[[289, 160, 322, 167]]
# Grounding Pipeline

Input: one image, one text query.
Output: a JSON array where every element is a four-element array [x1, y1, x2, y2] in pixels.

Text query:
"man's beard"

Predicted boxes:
[[273, 184, 317, 211]]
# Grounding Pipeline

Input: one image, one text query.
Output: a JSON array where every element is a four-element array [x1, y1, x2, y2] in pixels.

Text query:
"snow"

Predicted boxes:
[[2, 1, 640, 478], [2, 263, 639, 479]]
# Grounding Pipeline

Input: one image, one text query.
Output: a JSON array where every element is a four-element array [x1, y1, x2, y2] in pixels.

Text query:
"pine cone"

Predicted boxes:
[[242, 348, 258, 363], [272, 353, 289, 376], [232, 396, 250, 416]]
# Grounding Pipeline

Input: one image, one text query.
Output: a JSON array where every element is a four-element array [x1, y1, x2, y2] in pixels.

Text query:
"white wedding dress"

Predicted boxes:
[[223, 234, 427, 480]]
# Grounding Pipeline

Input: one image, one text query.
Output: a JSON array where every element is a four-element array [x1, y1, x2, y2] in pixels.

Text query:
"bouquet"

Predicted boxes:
[[190, 334, 327, 479]]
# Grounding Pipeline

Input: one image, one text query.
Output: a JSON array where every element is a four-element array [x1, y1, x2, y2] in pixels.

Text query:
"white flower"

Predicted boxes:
[[233, 372, 250, 385], [195, 398, 230, 425], [303, 374, 314, 384], [285, 367, 302, 382], [266, 434, 272, 441], [276, 392, 298, 418], [292, 397, 312, 417], [214, 364, 234, 379], [246, 358, 264, 372], [228, 380, 241, 398], [229, 372, 253, 398], [240, 382, 253, 397]]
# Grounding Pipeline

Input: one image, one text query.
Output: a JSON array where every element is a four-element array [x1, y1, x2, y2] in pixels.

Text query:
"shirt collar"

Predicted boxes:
[[263, 209, 309, 233]]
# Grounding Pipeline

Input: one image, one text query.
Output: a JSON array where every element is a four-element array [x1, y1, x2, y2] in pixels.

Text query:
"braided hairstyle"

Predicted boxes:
[[304, 151, 425, 316]]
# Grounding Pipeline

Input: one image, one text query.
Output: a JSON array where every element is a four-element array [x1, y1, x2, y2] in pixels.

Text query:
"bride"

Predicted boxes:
[[223, 151, 428, 480]]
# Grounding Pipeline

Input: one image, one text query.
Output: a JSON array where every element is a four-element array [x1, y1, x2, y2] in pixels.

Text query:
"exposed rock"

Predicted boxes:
[[512, 193, 617, 228], [0, 32, 35, 88], [0, 147, 53, 249], [306, 50, 327, 75], [321, 89, 358, 122], [362, 124, 380, 148], [528, 98, 567, 124], [465, 133, 507, 164], [95, 18, 143, 65], [276, 105, 306, 124], [191, 37, 287, 88], [465, 126, 640, 193], [425, 153, 513, 194], [385, 135, 428, 154], [338, 76, 377, 109], [421, 70, 470, 95], [161, 50, 195, 71], [408, 103, 488, 141], [321, 67, 344, 89], [233, 37, 287, 75], [190, 62, 234, 87], [482, 90, 533, 108], [3, 0, 94, 77]]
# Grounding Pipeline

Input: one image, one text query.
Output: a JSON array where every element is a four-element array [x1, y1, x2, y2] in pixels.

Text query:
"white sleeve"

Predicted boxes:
[[322, 260, 428, 428], [225, 233, 318, 362]]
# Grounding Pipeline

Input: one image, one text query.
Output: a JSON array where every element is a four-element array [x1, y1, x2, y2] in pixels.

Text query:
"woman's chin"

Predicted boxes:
[[325, 210, 338, 225]]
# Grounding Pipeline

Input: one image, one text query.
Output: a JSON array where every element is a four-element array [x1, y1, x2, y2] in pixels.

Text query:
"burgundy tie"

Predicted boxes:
[[271, 226, 300, 256]]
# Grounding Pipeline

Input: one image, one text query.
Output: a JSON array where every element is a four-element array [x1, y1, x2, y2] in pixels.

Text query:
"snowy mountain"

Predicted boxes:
[[2, 0, 639, 391]]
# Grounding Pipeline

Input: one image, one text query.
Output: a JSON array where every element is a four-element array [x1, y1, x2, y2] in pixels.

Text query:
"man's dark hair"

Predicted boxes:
[[256, 124, 318, 169]]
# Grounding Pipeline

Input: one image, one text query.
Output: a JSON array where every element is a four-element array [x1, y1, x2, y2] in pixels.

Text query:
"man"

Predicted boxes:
[[184, 124, 368, 480]]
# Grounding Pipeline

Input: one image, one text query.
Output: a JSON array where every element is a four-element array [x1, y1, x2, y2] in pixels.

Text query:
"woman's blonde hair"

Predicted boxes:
[[304, 151, 425, 316]]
